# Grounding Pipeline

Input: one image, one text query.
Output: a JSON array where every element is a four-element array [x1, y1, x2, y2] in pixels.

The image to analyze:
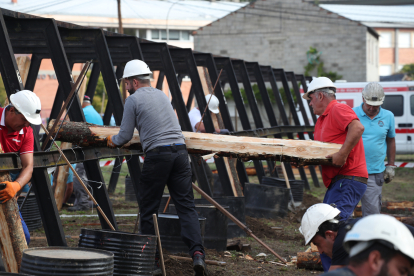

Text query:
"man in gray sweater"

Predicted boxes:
[[107, 60, 207, 276]]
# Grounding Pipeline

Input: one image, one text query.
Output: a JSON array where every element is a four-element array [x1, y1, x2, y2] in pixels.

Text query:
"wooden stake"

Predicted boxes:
[[153, 214, 166, 276], [133, 211, 140, 234], [0, 145, 27, 272], [163, 197, 171, 213], [40, 124, 116, 231], [192, 183, 287, 264]]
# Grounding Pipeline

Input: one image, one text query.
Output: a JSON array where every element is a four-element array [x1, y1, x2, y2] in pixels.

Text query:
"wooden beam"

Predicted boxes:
[[47, 120, 340, 166]]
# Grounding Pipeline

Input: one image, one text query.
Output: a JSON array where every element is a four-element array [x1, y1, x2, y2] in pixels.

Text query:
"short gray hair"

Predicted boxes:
[[315, 88, 336, 99], [127, 75, 150, 85]]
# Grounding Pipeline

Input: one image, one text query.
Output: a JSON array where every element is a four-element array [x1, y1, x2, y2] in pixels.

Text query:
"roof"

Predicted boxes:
[[0, 0, 247, 29], [320, 4, 414, 28]]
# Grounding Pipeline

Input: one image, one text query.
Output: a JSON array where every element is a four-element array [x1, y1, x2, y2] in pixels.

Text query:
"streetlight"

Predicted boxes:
[[166, 0, 180, 44]]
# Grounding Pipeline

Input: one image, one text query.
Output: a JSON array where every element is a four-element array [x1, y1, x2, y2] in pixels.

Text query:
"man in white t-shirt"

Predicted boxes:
[[188, 95, 229, 193]]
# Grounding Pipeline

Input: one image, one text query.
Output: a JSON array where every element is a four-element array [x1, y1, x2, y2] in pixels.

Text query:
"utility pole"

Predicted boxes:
[[117, 0, 127, 103]]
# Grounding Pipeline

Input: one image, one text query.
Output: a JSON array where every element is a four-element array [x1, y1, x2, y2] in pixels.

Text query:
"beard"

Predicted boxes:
[[128, 87, 136, 95]]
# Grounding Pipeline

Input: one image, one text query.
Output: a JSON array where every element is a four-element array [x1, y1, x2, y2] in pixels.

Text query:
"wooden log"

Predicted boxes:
[[296, 252, 323, 270], [47, 120, 341, 165], [0, 145, 28, 272]]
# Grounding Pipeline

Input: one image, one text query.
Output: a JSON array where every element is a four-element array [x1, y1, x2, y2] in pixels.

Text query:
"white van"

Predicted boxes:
[[300, 81, 414, 154]]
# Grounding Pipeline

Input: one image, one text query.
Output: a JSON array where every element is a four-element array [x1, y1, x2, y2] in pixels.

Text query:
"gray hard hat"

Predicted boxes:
[[362, 82, 384, 106]]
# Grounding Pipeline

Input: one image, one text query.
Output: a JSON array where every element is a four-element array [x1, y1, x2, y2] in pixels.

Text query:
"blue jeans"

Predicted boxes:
[[320, 177, 367, 271]]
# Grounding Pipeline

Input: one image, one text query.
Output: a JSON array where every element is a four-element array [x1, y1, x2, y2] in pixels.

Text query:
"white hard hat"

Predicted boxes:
[[362, 82, 384, 106], [121, 59, 152, 80], [299, 203, 341, 245], [205, 94, 219, 114], [10, 90, 42, 125], [303, 77, 336, 100], [344, 214, 414, 261]]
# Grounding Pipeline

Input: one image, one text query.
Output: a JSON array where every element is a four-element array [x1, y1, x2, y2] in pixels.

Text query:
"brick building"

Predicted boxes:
[[321, 4, 414, 76]]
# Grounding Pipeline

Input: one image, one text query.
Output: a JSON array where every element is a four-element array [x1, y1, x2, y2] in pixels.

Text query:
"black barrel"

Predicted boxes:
[[17, 192, 42, 231], [124, 175, 136, 202], [157, 214, 206, 254], [261, 177, 304, 202], [169, 204, 228, 251], [79, 229, 156, 276], [20, 247, 114, 276], [0, 273, 33, 275], [245, 183, 290, 219], [194, 197, 246, 238]]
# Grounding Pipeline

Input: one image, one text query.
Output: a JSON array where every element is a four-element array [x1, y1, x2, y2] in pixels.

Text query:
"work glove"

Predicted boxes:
[[219, 129, 230, 135], [0, 181, 21, 203], [384, 164, 396, 183], [106, 135, 117, 148]]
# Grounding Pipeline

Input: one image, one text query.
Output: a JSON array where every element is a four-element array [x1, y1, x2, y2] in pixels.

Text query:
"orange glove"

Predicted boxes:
[[106, 135, 117, 148], [0, 181, 21, 203]]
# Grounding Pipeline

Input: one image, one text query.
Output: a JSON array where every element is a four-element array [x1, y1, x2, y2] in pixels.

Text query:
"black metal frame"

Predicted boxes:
[[0, 8, 324, 247]]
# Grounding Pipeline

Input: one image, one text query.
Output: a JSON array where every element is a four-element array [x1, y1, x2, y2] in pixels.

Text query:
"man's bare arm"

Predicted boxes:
[[386, 137, 396, 165], [16, 153, 34, 188], [326, 120, 364, 167]]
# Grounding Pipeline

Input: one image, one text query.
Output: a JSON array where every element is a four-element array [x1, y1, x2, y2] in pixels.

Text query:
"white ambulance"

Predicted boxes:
[[300, 81, 414, 154]]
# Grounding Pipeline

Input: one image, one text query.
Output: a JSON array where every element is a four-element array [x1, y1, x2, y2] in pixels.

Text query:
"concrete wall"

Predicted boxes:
[[195, 0, 378, 82], [366, 32, 380, 81]]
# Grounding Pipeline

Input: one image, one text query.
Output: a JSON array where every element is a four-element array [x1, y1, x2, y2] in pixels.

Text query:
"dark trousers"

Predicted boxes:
[[138, 148, 204, 257]]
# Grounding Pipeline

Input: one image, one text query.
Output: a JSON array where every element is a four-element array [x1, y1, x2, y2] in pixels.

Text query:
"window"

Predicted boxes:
[[411, 95, 414, 116], [151, 30, 159, 39], [181, 31, 190, 40], [382, 95, 404, 116], [379, 32, 392, 48], [150, 30, 191, 41], [123, 28, 137, 36], [139, 29, 146, 39], [380, 65, 392, 76], [399, 32, 411, 48]]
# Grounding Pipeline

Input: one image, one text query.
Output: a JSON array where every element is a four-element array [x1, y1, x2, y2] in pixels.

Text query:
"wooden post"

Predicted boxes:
[[197, 67, 243, 196], [53, 72, 87, 210], [0, 145, 28, 272]]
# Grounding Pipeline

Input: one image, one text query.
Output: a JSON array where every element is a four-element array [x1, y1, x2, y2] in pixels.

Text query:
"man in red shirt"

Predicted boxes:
[[302, 77, 368, 271], [0, 90, 42, 244]]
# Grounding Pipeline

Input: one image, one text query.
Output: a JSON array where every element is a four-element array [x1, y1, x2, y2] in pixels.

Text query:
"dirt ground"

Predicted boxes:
[[27, 166, 414, 276]]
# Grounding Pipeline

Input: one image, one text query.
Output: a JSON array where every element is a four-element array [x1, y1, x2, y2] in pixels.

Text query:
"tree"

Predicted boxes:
[[400, 63, 414, 80]]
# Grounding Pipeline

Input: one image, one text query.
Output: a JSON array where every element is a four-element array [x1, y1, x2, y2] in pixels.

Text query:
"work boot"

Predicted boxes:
[[193, 251, 208, 276], [152, 257, 162, 276], [67, 205, 90, 212]]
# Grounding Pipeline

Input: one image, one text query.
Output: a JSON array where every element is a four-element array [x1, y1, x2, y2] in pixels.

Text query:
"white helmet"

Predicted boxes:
[[303, 77, 336, 100], [344, 214, 414, 261], [10, 90, 42, 125], [205, 94, 219, 114], [299, 203, 341, 245], [121, 59, 152, 80], [362, 82, 384, 106]]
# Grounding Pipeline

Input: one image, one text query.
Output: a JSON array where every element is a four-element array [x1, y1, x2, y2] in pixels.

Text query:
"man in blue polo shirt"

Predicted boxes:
[[353, 82, 396, 217]]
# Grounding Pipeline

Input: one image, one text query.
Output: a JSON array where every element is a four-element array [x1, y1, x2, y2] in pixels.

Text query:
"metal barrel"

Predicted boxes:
[[261, 176, 304, 202], [157, 214, 206, 254], [0, 273, 33, 275], [20, 247, 114, 276], [245, 183, 290, 219], [169, 204, 228, 252], [78, 229, 156, 276], [194, 197, 246, 238], [17, 192, 42, 231], [124, 175, 136, 202]]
